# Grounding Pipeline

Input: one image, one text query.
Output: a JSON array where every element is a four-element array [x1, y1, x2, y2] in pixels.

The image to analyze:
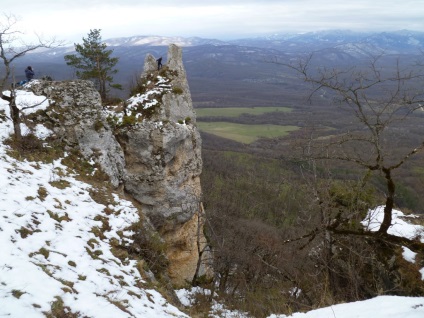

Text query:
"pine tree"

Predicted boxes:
[[64, 29, 121, 101]]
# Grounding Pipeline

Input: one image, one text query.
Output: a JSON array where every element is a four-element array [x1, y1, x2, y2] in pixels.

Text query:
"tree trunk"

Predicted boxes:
[[2, 93, 21, 141], [219, 268, 229, 293], [192, 206, 207, 286], [101, 80, 107, 101], [11, 99, 22, 141], [378, 168, 395, 234]]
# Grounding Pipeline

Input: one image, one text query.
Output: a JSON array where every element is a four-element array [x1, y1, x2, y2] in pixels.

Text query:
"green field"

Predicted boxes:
[[195, 106, 292, 118], [197, 122, 299, 144]]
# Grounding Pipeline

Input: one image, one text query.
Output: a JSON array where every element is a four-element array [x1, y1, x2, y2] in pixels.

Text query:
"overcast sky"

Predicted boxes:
[[3, 0, 424, 43]]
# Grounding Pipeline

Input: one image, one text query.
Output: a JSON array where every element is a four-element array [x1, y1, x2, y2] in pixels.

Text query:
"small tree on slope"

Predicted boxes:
[[64, 29, 121, 101]]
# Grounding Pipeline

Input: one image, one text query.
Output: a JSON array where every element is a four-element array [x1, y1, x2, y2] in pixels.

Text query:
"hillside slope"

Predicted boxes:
[[0, 87, 188, 317]]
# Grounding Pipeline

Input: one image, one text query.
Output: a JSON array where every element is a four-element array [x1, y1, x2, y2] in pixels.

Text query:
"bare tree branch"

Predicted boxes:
[[283, 53, 424, 234]]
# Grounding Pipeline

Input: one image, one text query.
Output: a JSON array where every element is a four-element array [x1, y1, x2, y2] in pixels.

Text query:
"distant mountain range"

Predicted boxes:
[[17, 30, 424, 103], [99, 30, 424, 54], [230, 30, 424, 54], [27, 29, 422, 56]]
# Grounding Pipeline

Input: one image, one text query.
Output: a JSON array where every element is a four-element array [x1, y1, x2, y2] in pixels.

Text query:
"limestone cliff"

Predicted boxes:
[[116, 44, 207, 286], [28, 44, 208, 287]]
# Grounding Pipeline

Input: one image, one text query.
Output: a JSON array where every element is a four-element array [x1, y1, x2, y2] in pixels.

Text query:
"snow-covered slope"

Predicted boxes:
[[0, 84, 187, 317]]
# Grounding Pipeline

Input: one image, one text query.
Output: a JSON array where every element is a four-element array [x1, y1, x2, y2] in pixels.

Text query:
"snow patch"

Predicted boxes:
[[269, 296, 424, 318], [362, 206, 424, 241], [402, 246, 417, 263]]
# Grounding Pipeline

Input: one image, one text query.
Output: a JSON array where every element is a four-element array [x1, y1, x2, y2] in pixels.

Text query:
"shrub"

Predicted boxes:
[[94, 120, 104, 132], [5, 134, 65, 163], [49, 180, 71, 190], [42, 75, 53, 81], [44, 296, 81, 318], [68, 261, 77, 267], [128, 222, 169, 277], [12, 290, 25, 299], [11, 133, 44, 152], [172, 86, 183, 95], [103, 96, 123, 106], [38, 186, 48, 201]]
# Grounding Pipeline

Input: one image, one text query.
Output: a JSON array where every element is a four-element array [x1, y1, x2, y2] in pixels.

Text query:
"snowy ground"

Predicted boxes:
[[268, 295, 424, 318], [1, 85, 424, 317]]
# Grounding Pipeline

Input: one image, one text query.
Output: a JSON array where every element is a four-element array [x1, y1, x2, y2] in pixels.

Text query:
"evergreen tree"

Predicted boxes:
[[64, 29, 121, 101]]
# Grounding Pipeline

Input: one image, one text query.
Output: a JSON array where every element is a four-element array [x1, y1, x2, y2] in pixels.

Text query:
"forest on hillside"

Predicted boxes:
[[195, 53, 424, 316]]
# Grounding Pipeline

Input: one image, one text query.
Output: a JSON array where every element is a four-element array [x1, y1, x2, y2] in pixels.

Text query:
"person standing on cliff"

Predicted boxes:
[[157, 57, 162, 70], [25, 66, 35, 82], [17, 66, 35, 86]]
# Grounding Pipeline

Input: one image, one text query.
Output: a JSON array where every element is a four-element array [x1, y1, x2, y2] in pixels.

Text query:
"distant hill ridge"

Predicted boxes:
[[101, 30, 424, 53], [104, 35, 227, 47], [18, 29, 424, 103]]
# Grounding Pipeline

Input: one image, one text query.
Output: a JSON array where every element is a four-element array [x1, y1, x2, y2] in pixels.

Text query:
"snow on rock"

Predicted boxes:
[[362, 206, 424, 241], [362, 206, 424, 280]]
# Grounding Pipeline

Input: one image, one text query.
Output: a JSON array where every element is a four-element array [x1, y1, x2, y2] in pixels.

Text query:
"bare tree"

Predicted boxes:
[[0, 13, 61, 141], [284, 54, 424, 245]]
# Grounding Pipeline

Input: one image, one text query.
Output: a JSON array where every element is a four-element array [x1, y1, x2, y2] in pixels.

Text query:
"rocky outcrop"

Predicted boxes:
[[142, 45, 196, 124], [28, 44, 209, 287], [120, 121, 202, 225], [118, 44, 208, 286], [30, 80, 125, 188]]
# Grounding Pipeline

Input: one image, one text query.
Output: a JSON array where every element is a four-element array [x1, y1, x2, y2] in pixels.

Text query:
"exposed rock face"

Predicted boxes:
[[142, 45, 196, 124], [119, 44, 207, 286], [29, 44, 208, 287], [29, 81, 125, 186], [121, 121, 202, 224], [30, 80, 125, 187]]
